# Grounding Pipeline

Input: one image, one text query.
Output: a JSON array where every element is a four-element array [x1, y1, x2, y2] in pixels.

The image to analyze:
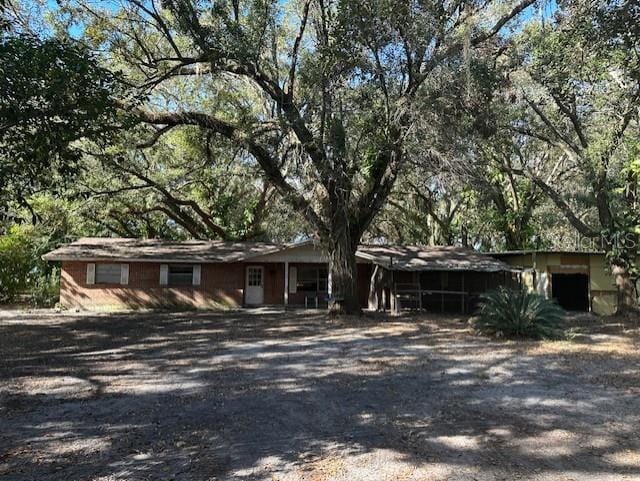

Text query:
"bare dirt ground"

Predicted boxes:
[[0, 309, 639, 481]]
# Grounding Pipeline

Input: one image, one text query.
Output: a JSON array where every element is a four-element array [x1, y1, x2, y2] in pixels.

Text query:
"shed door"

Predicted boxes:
[[551, 273, 589, 311], [245, 266, 264, 305]]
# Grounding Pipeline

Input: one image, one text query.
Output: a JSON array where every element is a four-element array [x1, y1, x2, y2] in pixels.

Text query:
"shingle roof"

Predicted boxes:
[[42, 237, 283, 263], [43, 237, 517, 271], [490, 249, 604, 255], [356, 245, 517, 272]]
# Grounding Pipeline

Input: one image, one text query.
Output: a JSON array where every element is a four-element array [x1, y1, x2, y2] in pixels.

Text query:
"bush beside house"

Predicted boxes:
[[0, 225, 60, 307]]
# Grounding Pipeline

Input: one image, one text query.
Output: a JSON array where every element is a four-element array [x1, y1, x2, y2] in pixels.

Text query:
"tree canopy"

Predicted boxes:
[[1, 0, 639, 311]]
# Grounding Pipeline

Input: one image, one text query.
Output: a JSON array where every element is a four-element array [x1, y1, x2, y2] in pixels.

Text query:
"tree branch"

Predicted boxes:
[[126, 105, 329, 236], [525, 172, 598, 237], [548, 90, 589, 149], [524, 96, 583, 156], [136, 125, 176, 148], [471, 0, 536, 46], [287, 0, 311, 98]]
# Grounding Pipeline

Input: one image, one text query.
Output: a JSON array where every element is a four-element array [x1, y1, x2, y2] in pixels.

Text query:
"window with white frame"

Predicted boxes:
[[95, 264, 122, 284], [296, 267, 328, 292]]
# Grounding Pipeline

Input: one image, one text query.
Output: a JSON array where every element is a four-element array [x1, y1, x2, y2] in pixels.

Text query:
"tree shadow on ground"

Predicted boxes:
[[0, 310, 638, 480]]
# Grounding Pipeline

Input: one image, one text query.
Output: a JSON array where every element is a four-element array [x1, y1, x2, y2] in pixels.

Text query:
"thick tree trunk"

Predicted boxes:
[[611, 263, 637, 313], [326, 231, 360, 315], [504, 229, 522, 251]]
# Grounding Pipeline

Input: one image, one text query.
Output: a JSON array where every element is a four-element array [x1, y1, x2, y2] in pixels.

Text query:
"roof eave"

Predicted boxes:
[[42, 256, 222, 263], [391, 266, 521, 272]]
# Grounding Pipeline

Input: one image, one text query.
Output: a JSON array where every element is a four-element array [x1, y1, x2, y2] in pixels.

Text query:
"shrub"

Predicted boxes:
[[0, 223, 62, 306], [0, 226, 33, 303], [29, 270, 60, 308], [470, 287, 566, 340]]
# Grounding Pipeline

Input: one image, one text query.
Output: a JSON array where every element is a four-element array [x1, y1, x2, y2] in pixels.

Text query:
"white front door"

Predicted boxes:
[[245, 266, 264, 305]]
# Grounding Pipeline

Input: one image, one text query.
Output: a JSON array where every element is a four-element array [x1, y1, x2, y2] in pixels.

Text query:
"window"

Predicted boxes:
[[296, 267, 328, 292], [95, 264, 122, 284], [168, 265, 193, 286], [247, 267, 263, 287]]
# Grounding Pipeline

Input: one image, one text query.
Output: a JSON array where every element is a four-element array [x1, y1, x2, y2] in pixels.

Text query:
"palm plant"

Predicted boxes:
[[470, 287, 566, 340]]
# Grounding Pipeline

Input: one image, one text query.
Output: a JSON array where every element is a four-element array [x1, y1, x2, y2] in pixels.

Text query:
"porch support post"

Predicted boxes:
[[284, 261, 289, 307], [391, 270, 397, 314]]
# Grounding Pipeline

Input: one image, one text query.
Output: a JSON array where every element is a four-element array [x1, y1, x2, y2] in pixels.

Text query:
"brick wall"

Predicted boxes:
[[61, 261, 244, 310], [60, 260, 372, 310]]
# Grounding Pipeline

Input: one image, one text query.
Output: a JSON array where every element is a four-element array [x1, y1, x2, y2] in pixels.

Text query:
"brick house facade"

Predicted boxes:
[[45, 238, 516, 312], [60, 261, 245, 310], [59, 259, 371, 310]]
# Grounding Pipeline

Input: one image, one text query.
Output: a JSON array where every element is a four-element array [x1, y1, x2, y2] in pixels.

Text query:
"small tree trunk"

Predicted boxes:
[[611, 263, 637, 313], [327, 232, 360, 315]]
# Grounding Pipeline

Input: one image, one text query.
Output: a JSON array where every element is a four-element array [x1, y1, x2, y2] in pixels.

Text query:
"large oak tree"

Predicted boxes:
[[52, 0, 534, 313], [508, 0, 640, 310]]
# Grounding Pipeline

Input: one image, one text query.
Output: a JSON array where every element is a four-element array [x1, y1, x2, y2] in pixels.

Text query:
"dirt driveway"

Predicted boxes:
[[0, 309, 638, 481]]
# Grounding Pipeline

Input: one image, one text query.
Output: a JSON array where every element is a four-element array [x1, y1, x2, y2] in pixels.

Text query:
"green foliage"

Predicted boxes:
[[0, 211, 68, 305], [73, 125, 301, 241], [4, 0, 638, 312], [30, 268, 60, 308], [0, 226, 33, 303], [470, 288, 566, 340], [0, 34, 125, 217]]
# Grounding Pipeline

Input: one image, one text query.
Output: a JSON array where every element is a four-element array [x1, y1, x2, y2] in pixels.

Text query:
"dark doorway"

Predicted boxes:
[[551, 273, 589, 311]]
